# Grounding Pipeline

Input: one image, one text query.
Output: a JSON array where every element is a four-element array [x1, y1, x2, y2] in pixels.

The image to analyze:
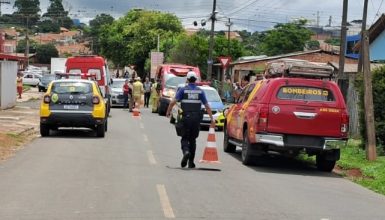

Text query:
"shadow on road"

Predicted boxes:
[[228, 149, 341, 178], [166, 165, 221, 172], [41, 128, 99, 139]]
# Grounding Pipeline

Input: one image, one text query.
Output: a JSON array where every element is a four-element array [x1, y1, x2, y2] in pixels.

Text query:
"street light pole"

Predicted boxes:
[[207, 0, 217, 81]]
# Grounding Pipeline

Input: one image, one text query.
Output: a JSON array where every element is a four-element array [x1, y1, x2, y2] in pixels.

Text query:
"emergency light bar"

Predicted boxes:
[[55, 72, 97, 80], [265, 59, 334, 79]]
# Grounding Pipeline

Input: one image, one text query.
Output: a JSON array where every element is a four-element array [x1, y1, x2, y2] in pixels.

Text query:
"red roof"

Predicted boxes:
[[0, 53, 27, 61]]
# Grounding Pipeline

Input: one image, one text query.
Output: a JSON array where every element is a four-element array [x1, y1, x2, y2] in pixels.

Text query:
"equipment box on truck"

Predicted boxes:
[[224, 59, 349, 172]]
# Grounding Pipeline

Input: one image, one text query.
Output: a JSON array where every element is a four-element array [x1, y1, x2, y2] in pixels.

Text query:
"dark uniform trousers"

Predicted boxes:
[[181, 111, 202, 162]]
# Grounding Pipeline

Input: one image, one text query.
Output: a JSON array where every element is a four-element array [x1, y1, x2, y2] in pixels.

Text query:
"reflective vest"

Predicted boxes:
[[181, 87, 202, 112]]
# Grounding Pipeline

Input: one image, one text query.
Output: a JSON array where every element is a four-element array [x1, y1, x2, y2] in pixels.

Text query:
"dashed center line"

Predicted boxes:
[[156, 184, 175, 219], [143, 134, 149, 142], [147, 150, 157, 165]]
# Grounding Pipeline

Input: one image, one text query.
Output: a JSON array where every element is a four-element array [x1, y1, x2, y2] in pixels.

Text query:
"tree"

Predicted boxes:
[[36, 20, 60, 33], [167, 34, 209, 78], [16, 39, 38, 54], [13, 0, 40, 25], [98, 10, 183, 76], [261, 20, 313, 56], [356, 66, 385, 155], [35, 44, 59, 64], [43, 0, 67, 23], [87, 14, 114, 53]]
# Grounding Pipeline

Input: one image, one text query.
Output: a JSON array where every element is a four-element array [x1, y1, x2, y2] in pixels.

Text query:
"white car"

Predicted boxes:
[[22, 72, 42, 86]]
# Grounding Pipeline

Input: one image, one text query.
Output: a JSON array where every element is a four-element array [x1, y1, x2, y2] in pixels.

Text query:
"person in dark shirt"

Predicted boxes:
[[166, 71, 215, 168]]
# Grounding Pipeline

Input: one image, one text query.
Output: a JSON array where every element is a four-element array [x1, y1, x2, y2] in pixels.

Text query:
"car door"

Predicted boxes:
[[23, 74, 33, 85]]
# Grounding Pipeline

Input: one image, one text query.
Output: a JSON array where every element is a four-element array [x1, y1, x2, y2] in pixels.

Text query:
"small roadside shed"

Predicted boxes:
[[0, 61, 18, 109]]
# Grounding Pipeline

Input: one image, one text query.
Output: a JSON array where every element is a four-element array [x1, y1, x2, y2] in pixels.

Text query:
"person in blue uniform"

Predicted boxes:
[[166, 71, 215, 168]]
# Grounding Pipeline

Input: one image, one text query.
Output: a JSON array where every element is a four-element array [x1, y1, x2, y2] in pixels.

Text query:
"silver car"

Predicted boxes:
[[110, 78, 127, 107]]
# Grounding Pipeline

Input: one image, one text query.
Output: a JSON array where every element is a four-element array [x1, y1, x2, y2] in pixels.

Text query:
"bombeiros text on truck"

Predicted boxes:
[[224, 59, 349, 172]]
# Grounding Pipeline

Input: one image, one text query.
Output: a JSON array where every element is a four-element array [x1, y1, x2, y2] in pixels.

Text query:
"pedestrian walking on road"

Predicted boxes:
[[143, 77, 152, 108], [166, 71, 215, 168], [132, 77, 144, 111], [16, 73, 23, 99]]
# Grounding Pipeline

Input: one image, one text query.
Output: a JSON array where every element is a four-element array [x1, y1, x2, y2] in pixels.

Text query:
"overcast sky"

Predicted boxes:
[[3, 0, 385, 31]]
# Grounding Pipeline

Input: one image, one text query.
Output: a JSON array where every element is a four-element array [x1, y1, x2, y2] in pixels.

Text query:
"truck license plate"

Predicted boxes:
[[63, 105, 79, 110]]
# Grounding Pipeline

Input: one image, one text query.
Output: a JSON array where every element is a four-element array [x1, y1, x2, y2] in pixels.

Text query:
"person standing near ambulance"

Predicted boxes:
[[132, 77, 144, 111], [166, 71, 215, 168]]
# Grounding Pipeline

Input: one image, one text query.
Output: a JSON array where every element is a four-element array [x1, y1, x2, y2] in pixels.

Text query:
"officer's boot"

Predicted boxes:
[[188, 152, 196, 168], [181, 151, 190, 168], [188, 142, 196, 168]]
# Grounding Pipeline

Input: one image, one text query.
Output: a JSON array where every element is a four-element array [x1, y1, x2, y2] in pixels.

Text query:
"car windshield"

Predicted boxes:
[[165, 76, 187, 88], [51, 82, 92, 94], [111, 80, 126, 89], [203, 89, 222, 102], [42, 75, 55, 82]]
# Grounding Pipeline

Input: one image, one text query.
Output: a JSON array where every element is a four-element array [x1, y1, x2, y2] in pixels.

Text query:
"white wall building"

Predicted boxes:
[[0, 61, 18, 109]]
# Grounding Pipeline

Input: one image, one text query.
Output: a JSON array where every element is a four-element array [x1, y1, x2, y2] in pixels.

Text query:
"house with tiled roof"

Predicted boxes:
[[346, 14, 385, 62]]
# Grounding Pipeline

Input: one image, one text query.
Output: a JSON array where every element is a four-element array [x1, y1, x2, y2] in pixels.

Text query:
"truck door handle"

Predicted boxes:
[[293, 112, 317, 119]]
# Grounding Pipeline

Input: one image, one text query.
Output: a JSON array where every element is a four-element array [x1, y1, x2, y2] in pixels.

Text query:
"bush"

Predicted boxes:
[[356, 65, 385, 155], [324, 38, 340, 46]]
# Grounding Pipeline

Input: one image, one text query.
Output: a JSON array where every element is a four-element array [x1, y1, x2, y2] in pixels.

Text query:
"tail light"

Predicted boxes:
[[257, 106, 269, 131], [43, 95, 51, 104], [92, 96, 100, 104], [341, 112, 349, 134]]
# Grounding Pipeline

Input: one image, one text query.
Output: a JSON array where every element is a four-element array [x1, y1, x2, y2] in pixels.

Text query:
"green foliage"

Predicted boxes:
[[43, 0, 67, 20], [36, 20, 60, 33], [239, 30, 265, 55], [306, 40, 320, 50], [261, 20, 313, 56], [324, 38, 340, 46], [35, 44, 58, 64], [356, 66, 385, 154], [167, 34, 209, 78], [213, 35, 245, 59], [98, 9, 183, 76], [337, 140, 385, 195], [13, 0, 41, 24], [89, 14, 114, 36], [16, 39, 38, 54]]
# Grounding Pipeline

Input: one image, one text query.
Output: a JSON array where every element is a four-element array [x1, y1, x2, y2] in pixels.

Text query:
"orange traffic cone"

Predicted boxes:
[[132, 108, 140, 118], [200, 124, 220, 164]]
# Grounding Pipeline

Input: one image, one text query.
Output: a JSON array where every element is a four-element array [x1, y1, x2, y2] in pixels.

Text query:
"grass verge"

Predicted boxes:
[[337, 139, 385, 195]]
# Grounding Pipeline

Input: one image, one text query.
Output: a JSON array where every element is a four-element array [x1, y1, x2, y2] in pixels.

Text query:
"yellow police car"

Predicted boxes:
[[40, 79, 107, 137]]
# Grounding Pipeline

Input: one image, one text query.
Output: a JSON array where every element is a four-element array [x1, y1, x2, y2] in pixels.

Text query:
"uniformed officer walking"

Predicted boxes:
[[166, 71, 215, 168]]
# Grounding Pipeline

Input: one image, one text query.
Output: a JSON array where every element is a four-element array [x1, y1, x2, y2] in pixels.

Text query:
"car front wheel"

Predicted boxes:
[[223, 125, 236, 153]]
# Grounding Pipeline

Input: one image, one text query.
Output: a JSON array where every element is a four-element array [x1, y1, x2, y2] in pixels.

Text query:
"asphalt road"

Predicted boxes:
[[0, 108, 385, 220]]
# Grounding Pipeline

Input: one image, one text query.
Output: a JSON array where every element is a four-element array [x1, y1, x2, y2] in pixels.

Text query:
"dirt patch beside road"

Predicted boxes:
[[0, 131, 37, 161]]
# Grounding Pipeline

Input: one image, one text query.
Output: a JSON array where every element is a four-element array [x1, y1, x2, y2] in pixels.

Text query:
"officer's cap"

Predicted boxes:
[[186, 71, 197, 80]]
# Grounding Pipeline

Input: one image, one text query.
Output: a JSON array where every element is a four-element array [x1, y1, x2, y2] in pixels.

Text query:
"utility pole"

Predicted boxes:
[[25, 15, 30, 67], [207, 0, 217, 81], [226, 18, 232, 55], [0, 1, 10, 16], [362, 0, 377, 161], [316, 11, 320, 27], [357, 0, 369, 72], [338, 0, 348, 81]]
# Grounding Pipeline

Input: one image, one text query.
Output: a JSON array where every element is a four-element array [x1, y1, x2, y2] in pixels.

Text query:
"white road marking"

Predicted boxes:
[[147, 150, 157, 165], [143, 134, 149, 142], [320, 218, 330, 220], [156, 184, 175, 218], [140, 123, 144, 129]]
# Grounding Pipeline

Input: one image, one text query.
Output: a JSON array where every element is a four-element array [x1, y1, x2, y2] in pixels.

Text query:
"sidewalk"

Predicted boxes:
[[0, 87, 41, 136]]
